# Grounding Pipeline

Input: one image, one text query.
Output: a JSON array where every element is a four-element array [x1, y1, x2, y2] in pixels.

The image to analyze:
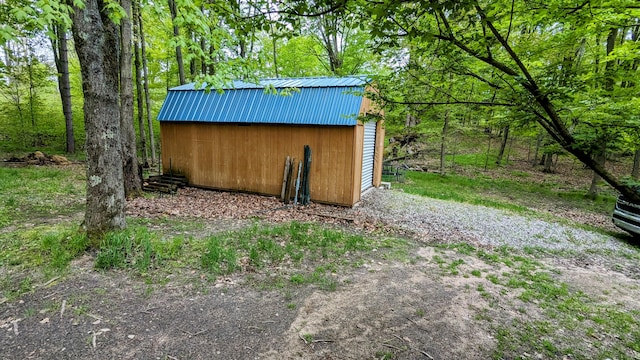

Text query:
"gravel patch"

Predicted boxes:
[[357, 189, 630, 253]]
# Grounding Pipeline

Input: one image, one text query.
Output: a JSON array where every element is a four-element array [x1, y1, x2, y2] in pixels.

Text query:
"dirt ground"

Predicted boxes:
[[2, 185, 640, 359], [2, 241, 639, 360], [0, 251, 487, 360]]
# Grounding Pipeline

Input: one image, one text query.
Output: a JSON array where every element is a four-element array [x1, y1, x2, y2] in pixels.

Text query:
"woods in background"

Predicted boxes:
[[1, 0, 639, 235]]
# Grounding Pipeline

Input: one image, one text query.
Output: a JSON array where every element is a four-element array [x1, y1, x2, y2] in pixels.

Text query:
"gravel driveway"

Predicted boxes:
[[358, 189, 626, 252]]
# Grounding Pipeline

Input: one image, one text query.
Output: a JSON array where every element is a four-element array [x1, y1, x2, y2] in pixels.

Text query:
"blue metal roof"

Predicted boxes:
[[157, 77, 368, 126], [169, 76, 368, 91]]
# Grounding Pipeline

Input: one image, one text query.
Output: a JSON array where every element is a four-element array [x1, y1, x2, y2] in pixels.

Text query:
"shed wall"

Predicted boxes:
[[160, 122, 360, 206]]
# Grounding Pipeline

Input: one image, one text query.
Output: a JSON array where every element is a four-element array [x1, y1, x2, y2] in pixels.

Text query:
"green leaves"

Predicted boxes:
[[103, 0, 127, 25]]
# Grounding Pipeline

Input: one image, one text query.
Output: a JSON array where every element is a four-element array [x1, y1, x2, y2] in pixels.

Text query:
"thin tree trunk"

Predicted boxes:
[[168, 0, 186, 84], [632, 149, 640, 180], [543, 152, 554, 173], [26, 48, 37, 131], [70, 0, 126, 239], [495, 125, 509, 165], [133, 1, 148, 168], [189, 31, 197, 78], [533, 131, 543, 165], [439, 75, 454, 175], [120, 0, 142, 197], [201, 36, 207, 74], [439, 109, 449, 175], [588, 147, 606, 199], [138, 7, 157, 166], [484, 133, 492, 171], [604, 28, 618, 92], [272, 36, 279, 77], [51, 24, 75, 153], [585, 27, 614, 198]]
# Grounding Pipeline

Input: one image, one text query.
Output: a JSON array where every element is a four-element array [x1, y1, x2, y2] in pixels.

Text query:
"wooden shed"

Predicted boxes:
[[156, 76, 384, 206]]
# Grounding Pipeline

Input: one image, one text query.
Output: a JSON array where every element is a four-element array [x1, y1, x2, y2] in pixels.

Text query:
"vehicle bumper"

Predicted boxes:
[[613, 209, 640, 237]]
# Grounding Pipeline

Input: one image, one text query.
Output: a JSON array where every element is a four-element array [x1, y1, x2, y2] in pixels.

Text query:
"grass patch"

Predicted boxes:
[[91, 221, 407, 291], [395, 171, 616, 216], [194, 222, 397, 290], [95, 226, 176, 274], [446, 153, 499, 169], [0, 225, 89, 270], [0, 165, 85, 228]]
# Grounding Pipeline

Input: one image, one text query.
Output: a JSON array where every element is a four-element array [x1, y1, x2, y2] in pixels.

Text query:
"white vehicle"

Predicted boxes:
[[613, 193, 640, 237]]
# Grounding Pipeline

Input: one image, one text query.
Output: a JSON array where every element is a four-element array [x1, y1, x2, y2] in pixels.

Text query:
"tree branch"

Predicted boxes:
[[380, 97, 516, 107]]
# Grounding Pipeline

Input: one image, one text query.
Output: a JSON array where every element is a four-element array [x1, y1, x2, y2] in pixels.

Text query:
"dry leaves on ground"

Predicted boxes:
[[126, 187, 382, 232]]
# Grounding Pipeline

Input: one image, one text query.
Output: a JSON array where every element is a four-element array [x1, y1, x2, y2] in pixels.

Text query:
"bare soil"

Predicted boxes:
[[2, 185, 639, 359]]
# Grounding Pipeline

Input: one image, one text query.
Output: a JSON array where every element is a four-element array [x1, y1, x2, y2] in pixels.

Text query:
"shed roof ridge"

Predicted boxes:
[[169, 76, 370, 91]]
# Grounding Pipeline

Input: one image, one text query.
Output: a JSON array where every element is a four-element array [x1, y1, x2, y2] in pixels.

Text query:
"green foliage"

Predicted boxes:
[[0, 52, 86, 153], [367, 0, 640, 197], [272, 36, 328, 77]]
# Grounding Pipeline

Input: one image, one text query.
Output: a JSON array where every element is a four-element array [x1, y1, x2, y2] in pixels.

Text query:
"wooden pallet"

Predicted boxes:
[[143, 174, 188, 194]]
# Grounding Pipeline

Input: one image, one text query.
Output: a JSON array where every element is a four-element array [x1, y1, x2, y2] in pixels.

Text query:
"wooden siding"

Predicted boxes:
[[160, 122, 360, 206]]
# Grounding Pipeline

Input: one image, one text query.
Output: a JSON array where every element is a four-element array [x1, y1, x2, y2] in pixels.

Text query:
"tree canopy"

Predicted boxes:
[[1, 0, 639, 235]]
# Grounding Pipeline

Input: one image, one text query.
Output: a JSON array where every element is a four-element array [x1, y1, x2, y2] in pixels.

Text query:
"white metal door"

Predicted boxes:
[[361, 121, 376, 193]]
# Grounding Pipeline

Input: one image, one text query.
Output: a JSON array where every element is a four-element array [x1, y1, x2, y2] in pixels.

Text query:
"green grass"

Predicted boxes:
[[0, 166, 85, 228], [395, 171, 616, 216], [193, 222, 395, 290], [94, 227, 164, 272], [89, 221, 407, 290], [0, 225, 89, 270], [0, 224, 90, 300], [446, 152, 499, 169]]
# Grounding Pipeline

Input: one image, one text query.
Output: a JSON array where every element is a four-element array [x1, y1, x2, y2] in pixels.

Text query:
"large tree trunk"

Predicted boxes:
[[137, 7, 157, 166], [168, 0, 186, 85], [133, 0, 149, 168], [51, 24, 75, 153], [70, 0, 126, 238], [120, 0, 142, 198]]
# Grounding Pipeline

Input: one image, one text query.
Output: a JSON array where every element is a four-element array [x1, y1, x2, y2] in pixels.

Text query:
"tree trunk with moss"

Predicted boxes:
[[70, 0, 126, 238]]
